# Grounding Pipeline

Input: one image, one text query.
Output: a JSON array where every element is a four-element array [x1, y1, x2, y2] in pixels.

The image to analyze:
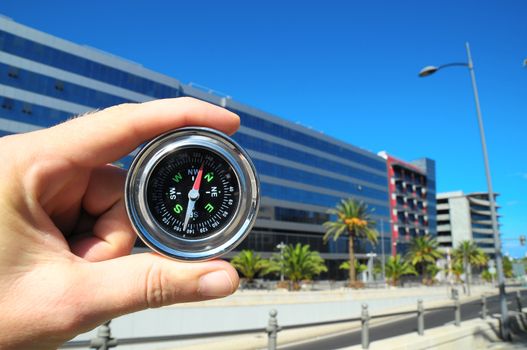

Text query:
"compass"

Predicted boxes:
[[125, 127, 259, 261]]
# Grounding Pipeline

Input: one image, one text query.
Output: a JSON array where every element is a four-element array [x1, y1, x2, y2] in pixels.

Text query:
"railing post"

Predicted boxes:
[[361, 303, 370, 349], [90, 321, 118, 350], [417, 299, 424, 336], [481, 295, 487, 319], [266, 309, 281, 350], [454, 295, 461, 327], [516, 290, 523, 312]]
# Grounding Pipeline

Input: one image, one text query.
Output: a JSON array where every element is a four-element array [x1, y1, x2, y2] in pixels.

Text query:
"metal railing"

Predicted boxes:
[[62, 290, 525, 350]]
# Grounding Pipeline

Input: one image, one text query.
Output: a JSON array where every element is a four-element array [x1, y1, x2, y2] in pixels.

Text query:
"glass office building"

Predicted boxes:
[[0, 16, 423, 278]]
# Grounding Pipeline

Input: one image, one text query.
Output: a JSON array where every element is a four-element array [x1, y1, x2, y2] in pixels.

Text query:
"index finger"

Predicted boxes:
[[34, 97, 240, 167]]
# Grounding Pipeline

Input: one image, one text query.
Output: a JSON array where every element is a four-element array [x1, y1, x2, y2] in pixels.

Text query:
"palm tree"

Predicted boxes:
[[271, 243, 327, 290], [230, 250, 271, 284], [323, 199, 378, 286], [385, 255, 417, 286], [339, 259, 368, 275], [481, 269, 493, 283], [453, 240, 488, 296], [426, 263, 441, 284], [503, 256, 513, 278], [451, 260, 464, 283], [406, 235, 443, 284]]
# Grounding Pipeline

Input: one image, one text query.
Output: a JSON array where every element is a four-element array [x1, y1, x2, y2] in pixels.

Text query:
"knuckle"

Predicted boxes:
[[144, 262, 169, 309]]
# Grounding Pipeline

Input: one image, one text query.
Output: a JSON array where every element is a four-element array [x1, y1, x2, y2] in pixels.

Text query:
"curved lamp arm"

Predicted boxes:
[[418, 62, 468, 77]]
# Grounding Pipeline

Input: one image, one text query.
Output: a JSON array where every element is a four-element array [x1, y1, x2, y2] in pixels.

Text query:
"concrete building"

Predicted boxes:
[[378, 152, 437, 256], [436, 191, 499, 256]]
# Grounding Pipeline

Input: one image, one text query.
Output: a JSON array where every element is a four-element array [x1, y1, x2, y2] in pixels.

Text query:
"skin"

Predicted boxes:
[[0, 97, 241, 349]]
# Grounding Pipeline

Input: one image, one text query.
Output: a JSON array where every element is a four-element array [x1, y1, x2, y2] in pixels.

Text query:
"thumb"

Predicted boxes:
[[77, 253, 239, 322]]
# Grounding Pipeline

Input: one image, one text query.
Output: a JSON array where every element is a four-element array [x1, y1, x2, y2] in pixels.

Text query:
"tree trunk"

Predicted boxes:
[[349, 233, 356, 284], [464, 256, 471, 296]]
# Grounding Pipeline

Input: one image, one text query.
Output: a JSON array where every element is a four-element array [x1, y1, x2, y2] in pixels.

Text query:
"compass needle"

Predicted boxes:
[[183, 162, 204, 232]]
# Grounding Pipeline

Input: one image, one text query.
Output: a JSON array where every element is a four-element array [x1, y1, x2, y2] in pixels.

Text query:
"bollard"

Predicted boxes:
[[266, 309, 281, 350], [90, 321, 118, 350], [451, 287, 459, 301], [516, 290, 523, 312], [417, 299, 424, 336], [361, 303, 370, 349], [454, 296, 461, 327], [481, 295, 487, 319]]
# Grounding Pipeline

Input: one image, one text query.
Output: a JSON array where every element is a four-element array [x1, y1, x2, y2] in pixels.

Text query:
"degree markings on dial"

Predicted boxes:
[[213, 163, 223, 173]]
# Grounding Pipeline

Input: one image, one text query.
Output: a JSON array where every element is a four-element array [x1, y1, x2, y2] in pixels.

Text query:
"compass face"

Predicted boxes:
[[125, 127, 259, 261], [147, 147, 240, 239]]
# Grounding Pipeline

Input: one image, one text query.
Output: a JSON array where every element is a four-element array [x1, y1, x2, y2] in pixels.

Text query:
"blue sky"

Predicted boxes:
[[1, 1, 526, 257]]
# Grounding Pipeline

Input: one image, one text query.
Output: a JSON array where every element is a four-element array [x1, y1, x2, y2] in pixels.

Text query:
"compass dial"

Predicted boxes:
[[125, 127, 259, 261], [147, 148, 240, 239]]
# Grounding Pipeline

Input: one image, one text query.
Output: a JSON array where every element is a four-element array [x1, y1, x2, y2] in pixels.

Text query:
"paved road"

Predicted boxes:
[[281, 291, 527, 350]]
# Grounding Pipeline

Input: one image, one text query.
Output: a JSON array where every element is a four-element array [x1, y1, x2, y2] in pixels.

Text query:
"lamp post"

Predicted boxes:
[[380, 218, 386, 285], [419, 42, 509, 340], [276, 241, 286, 282], [446, 248, 454, 297]]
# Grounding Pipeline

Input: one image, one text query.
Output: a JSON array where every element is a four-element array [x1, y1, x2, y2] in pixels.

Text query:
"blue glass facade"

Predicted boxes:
[[232, 109, 387, 173], [0, 62, 132, 108], [0, 30, 180, 98], [1, 96, 71, 127], [233, 132, 387, 187], [1, 17, 412, 279]]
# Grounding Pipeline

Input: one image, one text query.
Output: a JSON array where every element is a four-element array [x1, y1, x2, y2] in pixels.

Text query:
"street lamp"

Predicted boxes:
[[418, 62, 468, 77], [419, 42, 510, 340], [276, 242, 286, 282], [380, 219, 386, 285], [379, 218, 393, 286]]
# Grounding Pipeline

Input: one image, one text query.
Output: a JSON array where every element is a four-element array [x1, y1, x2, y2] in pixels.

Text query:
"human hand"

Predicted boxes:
[[0, 97, 241, 349]]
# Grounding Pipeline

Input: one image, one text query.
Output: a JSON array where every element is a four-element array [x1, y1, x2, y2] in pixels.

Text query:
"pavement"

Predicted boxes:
[[282, 291, 527, 350], [64, 284, 526, 350], [158, 284, 519, 350]]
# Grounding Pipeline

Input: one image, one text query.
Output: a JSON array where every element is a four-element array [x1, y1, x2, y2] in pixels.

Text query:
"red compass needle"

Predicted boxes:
[[193, 163, 204, 191]]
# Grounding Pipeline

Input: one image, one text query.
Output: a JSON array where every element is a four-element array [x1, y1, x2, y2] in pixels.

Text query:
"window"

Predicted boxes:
[[54, 80, 64, 91], [7, 66, 19, 78], [1, 98, 13, 110], [22, 103, 32, 115]]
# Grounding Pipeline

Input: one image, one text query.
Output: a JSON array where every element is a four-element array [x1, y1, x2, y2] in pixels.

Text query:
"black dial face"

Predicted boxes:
[[147, 147, 240, 239]]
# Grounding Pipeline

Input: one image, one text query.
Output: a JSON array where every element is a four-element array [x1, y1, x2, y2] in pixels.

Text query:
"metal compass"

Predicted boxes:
[[125, 127, 259, 261]]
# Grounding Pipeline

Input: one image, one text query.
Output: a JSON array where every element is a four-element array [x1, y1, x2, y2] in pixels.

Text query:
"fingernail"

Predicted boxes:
[[199, 270, 234, 297]]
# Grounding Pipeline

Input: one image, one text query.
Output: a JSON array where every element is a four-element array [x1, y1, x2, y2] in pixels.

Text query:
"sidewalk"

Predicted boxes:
[[174, 283, 494, 308], [67, 284, 511, 350], [159, 285, 502, 350]]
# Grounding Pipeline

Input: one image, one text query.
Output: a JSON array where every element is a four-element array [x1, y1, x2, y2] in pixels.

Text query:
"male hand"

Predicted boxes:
[[0, 97, 240, 349]]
